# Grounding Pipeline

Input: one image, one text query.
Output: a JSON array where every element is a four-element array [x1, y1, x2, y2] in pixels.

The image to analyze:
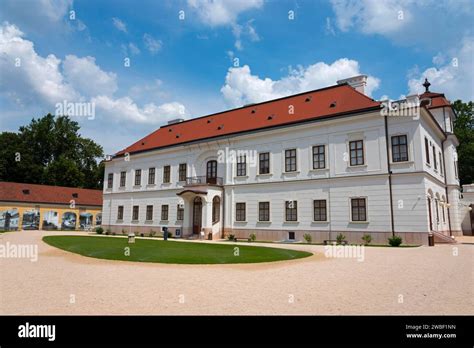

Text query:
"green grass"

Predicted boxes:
[[42, 235, 312, 264]]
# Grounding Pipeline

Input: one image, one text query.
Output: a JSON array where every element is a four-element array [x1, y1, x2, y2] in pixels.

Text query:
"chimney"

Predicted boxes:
[[337, 75, 368, 95]]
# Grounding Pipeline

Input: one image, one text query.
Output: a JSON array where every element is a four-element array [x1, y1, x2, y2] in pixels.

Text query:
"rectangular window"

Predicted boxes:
[[258, 202, 270, 222], [442, 203, 446, 223], [161, 205, 169, 221], [285, 149, 297, 172], [135, 169, 142, 186], [433, 146, 437, 170], [312, 145, 326, 169], [146, 205, 153, 221], [351, 198, 367, 222], [117, 206, 124, 220], [107, 173, 113, 189], [236, 155, 247, 176], [391, 135, 408, 162], [259, 152, 270, 174], [349, 140, 364, 166], [454, 161, 458, 178], [236, 203, 246, 221], [285, 201, 298, 221], [439, 152, 443, 175], [177, 204, 184, 221], [132, 206, 139, 221], [163, 165, 171, 183], [425, 137, 430, 164], [120, 171, 126, 187], [179, 163, 187, 182], [313, 200, 327, 221], [148, 167, 155, 185]]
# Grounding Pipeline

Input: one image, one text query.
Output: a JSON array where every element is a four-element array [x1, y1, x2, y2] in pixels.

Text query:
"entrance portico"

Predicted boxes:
[[177, 185, 223, 240]]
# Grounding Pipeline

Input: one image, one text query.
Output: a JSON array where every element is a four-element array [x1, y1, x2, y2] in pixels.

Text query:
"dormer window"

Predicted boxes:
[[72, 193, 78, 198], [22, 189, 30, 195], [305, 96, 312, 102], [330, 102, 337, 108]]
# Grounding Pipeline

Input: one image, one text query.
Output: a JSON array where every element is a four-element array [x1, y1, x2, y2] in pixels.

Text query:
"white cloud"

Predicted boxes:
[[0, 22, 78, 105], [0, 22, 188, 126], [143, 33, 162, 54], [128, 42, 140, 55], [63, 55, 118, 98], [331, 0, 412, 34], [187, 0, 263, 27], [112, 17, 127, 32], [221, 59, 380, 107], [92, 96, 187, 124], [188, 0, 263, 50], [407, 37, 474, 101], [330, 0, 473, 50]]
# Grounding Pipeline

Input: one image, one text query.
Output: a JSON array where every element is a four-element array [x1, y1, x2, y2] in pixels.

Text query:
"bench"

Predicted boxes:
[[323, 240, 348, 245]]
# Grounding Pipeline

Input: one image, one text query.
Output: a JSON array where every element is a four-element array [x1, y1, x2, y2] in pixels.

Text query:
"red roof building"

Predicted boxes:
[[0, 181, 103, 207], [115, 83, 381, 156]]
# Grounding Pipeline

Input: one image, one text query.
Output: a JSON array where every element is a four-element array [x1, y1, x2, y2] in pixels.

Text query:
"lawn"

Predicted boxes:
[[42, 235, 312, 264]]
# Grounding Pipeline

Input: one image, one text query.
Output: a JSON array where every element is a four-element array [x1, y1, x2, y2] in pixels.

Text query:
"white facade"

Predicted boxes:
[[102, 85, 462, 245]]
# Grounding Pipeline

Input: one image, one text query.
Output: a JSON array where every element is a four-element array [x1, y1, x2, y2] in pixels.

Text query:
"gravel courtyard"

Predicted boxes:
[[1, 230, 473, 315]]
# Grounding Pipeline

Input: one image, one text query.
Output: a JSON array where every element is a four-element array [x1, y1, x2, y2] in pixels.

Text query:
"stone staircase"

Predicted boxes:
[[432, 231, 457, 244]]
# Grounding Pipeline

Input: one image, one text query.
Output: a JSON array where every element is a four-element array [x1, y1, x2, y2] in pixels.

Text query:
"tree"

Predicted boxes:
[[0, 114, 105, 189], [452, 100, 474, 186]]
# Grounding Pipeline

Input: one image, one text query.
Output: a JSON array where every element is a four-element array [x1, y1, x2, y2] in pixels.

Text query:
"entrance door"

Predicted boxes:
[[193, 197, 202, 234], [206, 160, 217, 184]]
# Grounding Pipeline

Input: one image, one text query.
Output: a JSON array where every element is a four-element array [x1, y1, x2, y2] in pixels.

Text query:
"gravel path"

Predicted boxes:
[[1, 230, 473, 315]]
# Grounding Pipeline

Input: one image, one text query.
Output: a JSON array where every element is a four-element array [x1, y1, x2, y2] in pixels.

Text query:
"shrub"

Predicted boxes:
[[105, 229, 111, 235], [121, 229, 127, 235], [112, 231, 116, 235], [149, 230, 156, 237], [388, 235, 403, 247], [227, 234, 236, 241], [140, 233, 145, 237], [249, 233, 256, 242], [303, 233, 312, 243], [336, 233, 346, 245], [95, 227, 104, 234], [167, 231, 173, 238], [362, 234, 372, 245]]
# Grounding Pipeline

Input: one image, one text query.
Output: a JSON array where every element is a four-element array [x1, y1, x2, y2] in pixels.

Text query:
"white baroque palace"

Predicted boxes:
[[102, 76, 462, 245]]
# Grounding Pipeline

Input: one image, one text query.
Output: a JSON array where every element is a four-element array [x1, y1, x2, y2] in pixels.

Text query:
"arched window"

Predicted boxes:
[[212, 196, 220, 224]]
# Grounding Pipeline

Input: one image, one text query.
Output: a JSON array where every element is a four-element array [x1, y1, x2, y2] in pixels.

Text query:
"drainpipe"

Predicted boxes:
[[384, 115, 395, 236], [221, 186, 226, 239], [441, 138, 452, 236]]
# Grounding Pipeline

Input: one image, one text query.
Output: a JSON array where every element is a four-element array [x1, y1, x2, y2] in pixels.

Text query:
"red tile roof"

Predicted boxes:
[[115, 84, 381, 156], [0, 182, 103, 206], [420, 91, 451, 109]]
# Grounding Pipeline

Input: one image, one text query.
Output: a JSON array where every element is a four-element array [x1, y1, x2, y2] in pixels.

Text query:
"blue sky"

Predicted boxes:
[[0, 0, 473, 155]]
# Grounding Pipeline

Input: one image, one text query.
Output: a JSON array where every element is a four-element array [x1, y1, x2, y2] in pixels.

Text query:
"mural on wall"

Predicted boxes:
[[42, 210, 60, 230], [0, 208, 20, 231], [62, 212, 77, 230], [79, 212, 93, 230], [95, 213, 102, 226], [22, 209, 40, 230]]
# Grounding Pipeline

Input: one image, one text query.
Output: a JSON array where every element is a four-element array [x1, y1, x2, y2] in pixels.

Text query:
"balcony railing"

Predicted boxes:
[[185, 176, 223, 186]]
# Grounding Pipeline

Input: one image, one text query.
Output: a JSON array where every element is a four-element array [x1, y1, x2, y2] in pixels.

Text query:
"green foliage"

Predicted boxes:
[[0, 114, 104, 188], [452, 100, 474, 186], [149, 230, 156, 237], [362, 234, 372, 245], [336, 233, 346, 245], [303, 233, 312, 243], [249, 233, 256, 242], [227, 234, 236, 241], [95, 227, 104, 234], [388, 235, 403, 247]]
